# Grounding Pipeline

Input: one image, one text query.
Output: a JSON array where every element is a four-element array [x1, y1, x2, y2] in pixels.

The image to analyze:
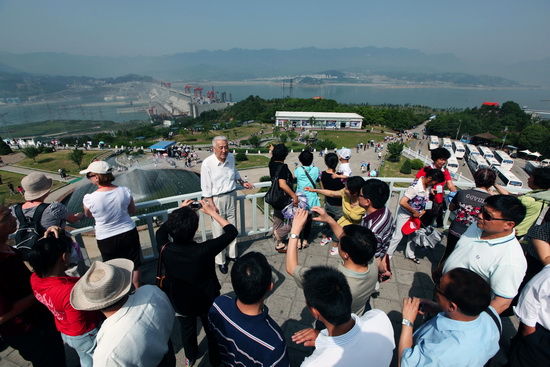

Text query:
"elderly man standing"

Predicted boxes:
[[201, 136, 253, 274]]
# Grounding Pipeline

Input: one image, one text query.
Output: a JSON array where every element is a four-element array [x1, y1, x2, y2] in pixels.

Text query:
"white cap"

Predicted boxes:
[[79, 161, 112, 175], [338, 148, 351, 160]]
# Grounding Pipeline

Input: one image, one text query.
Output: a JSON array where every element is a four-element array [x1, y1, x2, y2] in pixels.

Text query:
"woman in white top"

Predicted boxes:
[[81, 161, 141, 289]]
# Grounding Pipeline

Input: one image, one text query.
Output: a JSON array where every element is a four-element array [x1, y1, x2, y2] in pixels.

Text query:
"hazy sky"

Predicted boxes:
[[1, 0, 548, 65]]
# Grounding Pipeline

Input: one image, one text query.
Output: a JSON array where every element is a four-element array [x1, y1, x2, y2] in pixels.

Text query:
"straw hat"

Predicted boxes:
[[70, 259, 134, 311], [21, 172, 53, 201], [79, 161, 112, 175]]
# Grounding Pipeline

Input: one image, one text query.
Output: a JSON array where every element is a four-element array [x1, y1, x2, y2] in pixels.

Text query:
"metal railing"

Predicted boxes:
[[69, 178, 529, 265]]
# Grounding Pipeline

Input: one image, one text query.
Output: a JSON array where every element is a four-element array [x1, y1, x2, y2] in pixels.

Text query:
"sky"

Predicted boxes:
[[1, 0, 549, 65]]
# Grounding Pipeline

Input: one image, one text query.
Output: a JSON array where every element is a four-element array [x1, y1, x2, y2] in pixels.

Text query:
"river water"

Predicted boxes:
[[2, 83, 549, 125]]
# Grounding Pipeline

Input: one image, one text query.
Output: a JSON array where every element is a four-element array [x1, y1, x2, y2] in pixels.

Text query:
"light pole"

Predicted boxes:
[[455, 119, 462, 141], [501, 126, 508, 150]]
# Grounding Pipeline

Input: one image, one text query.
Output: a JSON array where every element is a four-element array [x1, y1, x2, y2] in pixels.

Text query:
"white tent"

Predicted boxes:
[[520, 149, 532, 155], [529, 151, 542, 157]]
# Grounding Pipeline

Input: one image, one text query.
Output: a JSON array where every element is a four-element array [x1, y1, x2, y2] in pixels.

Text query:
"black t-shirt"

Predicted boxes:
[[269, 161, 292, 186], [321, 171, 344, 206]]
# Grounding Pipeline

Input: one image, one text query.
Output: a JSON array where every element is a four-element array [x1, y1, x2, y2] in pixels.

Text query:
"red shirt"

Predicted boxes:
[[30, 273, 102, 336], [415, 166, 452, 204]]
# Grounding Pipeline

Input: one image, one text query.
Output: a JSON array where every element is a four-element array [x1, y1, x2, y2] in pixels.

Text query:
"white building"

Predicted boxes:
[[275, 111, 363, 129]]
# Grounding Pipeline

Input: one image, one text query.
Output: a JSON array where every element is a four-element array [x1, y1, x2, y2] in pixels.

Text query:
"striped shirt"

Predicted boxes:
[[208, 295, 290, 367], [362, 207, 395, 258]]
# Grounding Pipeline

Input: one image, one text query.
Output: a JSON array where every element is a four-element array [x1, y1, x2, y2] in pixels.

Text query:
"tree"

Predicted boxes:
[[22, 147, 39, 163], [387, 142, 404, 162], [248, 135, 261, 148], [279, 134, 288, 144], [68, 149, 84, 169], [400, 159, 412, 174], [0, 138, 12, 155]]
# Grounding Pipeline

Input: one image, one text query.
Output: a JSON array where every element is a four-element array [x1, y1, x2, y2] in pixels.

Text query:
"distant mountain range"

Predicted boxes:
[[0, 47, 549, 87]]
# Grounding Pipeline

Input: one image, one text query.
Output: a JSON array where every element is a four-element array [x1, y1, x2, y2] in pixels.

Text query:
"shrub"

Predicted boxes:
[[411, 159, 424, 170], [260, 175, 271, 182], [400, 159, 412, 174], [235, 152, 248, 161], [0, 138, 12, 155], [312, 139, 336, 151]]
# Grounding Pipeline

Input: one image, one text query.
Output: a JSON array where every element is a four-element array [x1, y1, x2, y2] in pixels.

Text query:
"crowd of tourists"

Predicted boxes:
[[0, 136, 548, 367]]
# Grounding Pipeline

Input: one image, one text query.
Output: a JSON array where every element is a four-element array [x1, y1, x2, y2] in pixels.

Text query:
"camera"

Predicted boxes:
[[191, 201, 202, 210]]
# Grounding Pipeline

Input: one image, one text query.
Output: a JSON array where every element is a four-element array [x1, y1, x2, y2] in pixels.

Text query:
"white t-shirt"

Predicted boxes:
[[93, 285, 175, 367], [514, 264, 550, 330], [83, 186, 135, 240], [339, 162, 352, 177], [443, 225, 527, 299], [301, 310, 394, 367]]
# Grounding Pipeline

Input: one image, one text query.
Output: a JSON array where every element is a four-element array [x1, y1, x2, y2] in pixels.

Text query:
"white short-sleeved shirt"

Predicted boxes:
[[338, 162, 352, 177], [398, 179, 429, 214], [443, 225, 527, 299], [93, 285, 175, 367], [514, 264, 550, 330], [301, 310, 394, 367], [200, 153, 240, 197], [83, 186, 135, 240]]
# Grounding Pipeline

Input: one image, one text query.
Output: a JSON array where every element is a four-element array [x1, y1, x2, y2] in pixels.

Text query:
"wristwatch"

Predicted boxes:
[[289, 233, 299, 240], [402, 318, 414, 327]]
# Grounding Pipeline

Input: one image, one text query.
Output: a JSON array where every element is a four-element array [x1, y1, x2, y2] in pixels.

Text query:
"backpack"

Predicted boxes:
[[14, 203, 49, 257]]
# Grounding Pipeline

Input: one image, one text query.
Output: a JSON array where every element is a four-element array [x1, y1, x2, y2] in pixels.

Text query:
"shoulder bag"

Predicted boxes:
[[265, 164, 291, 210]]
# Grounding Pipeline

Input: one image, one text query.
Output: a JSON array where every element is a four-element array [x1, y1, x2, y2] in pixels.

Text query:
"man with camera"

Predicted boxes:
[[201, 136, 253, 274]]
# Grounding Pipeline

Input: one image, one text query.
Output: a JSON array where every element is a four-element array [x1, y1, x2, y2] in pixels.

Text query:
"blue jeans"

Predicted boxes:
[[61, 327, 99, 367]]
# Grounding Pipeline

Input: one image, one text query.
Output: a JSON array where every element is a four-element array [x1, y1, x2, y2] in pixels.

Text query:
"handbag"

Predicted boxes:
[[156, 242, 169, 289], [265, 164, 290, 209]]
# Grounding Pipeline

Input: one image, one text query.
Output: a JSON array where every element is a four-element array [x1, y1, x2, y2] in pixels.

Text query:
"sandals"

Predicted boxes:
[[275, 243, 288, 253], [301, 241, 310, 249], [407, 257, 420, 264]]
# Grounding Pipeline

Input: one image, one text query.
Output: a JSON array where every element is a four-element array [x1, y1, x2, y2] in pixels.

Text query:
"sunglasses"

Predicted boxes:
[[86, 173, 97, 179], [480, 207, 509, 222]]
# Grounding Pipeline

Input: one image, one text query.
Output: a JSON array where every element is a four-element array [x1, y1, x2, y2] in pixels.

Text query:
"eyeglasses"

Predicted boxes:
[[480, 207, 509, 222], [434, 282, 450, 301], [86, 173, 97, 179]]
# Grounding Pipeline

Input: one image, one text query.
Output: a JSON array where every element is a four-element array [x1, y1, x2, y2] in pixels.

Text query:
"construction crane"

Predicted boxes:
[[206, 90, 215, 101], [194, 87, 203, 98], [184, 85, 192, 94]]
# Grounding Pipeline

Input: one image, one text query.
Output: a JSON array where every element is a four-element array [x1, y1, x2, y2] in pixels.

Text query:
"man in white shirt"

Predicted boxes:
[[71, 259, 175, 367], [201, 136, 253, 274], [442, 195, 527, 314], [509, 264, 550, 366], [291, 265, 394, 367]]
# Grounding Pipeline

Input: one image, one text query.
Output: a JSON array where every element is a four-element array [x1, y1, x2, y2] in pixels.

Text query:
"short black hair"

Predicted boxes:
[[443, 268, 491, 317], [272, 144, 289, 161], [231, 252, 272, 305], [164, 207, 199, 243], [531, 167, 550, 189], [340, 225, 377, 266], [361, 179, 390, 208], [431, 147, 451, 161], [485, 194, 526, 226], [299, 150, 314, 166], [302, 266, 351, 326], [425, 168, 445, 183], [346, 176, 364, 196], [27, 234, 72, 277], [473, 168, 496, 188], [324, 153, 339, 170]]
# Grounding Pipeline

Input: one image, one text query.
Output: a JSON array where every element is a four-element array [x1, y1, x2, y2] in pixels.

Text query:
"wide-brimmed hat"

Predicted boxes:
[[21, 172, 53, 201], [338, 148, 351, 160], [79, 161, 112, 175], [70, 259, 134, 311]]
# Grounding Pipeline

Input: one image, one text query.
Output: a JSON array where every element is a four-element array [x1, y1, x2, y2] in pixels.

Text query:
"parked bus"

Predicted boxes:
[[442, 138, 453, 153], [452, 141, 466, 159], [429, 136, 440, 150], [478, 146, 494, 160], [446, 156, 459, 174], [493, 150, 514, 171], [541, 159, 550, 167], [465, 144, 480, 161], [525, 161, 541, 175], [495, 167, 523, 189], [486, 157, 501, 170], [468, 155, 490, 174]]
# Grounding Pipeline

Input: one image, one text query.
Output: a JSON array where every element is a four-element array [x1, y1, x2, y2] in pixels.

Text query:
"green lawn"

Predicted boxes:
[[0, 171, 67, 206], [174, 123, 270, 145], [235, 155, 271, 169], [15, 150, 107, 176], [315, 130, 387, 148], [378, 155, 417, 187]]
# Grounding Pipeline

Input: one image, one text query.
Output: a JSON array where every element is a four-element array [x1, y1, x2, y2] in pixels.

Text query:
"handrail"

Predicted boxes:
[[67, 178, 530, 265]]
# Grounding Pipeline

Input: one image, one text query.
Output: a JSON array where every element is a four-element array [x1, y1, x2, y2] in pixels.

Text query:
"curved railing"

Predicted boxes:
[[69, 178, 529, 265]]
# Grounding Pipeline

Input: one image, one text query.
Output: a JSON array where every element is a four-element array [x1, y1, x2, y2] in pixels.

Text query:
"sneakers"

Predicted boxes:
[[330, 246, 339, 256], [320, 237, 332, 246]]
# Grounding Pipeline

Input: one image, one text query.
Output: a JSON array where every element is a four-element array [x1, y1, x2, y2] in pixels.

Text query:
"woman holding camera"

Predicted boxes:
[[156, 199, 238, 367]]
